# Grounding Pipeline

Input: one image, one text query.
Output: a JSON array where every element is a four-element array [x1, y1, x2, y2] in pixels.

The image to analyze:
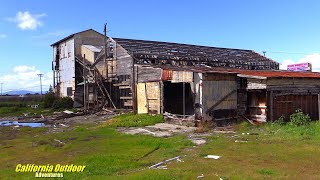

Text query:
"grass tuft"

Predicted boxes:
[[103, 113, 164, 127]]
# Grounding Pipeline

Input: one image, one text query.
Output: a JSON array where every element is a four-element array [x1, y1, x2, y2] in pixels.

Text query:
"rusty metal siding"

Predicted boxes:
[[202, 74, 237, 121], [162, 70, 173, 81]]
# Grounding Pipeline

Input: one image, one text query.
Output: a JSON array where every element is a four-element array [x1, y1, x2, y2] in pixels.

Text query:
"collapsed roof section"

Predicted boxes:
[[112, 37, 279, 70]]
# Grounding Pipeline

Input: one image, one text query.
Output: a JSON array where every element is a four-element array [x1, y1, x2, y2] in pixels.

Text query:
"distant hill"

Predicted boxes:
[[3, 90, 40, 95]]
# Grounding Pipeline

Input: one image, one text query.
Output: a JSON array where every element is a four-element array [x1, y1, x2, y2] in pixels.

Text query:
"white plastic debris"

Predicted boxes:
[[197, 174, 204, 178], [204, 155, 220, 159], [235, 140, 248, 143], [139, 128, 156, 135], [63, 110, 74, 114]]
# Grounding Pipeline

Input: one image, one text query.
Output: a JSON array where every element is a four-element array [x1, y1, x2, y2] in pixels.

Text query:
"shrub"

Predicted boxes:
[[52, 97, 74, 109], [43, 92, 56, 108], [289, 109, 311, 126], [274, 116, 285, 125]]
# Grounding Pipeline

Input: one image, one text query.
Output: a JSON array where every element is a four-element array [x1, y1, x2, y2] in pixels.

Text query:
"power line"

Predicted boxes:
[[262, 51, 312, 56]]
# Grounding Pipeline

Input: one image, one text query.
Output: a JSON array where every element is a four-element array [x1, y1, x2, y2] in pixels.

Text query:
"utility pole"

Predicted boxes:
[[104, 23, 108, 80], [37, 74, 44, 96], [0, 83, 3, 96]]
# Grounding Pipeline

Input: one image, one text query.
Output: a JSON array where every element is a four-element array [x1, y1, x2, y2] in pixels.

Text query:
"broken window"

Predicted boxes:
[[67, 87, 73, 96]]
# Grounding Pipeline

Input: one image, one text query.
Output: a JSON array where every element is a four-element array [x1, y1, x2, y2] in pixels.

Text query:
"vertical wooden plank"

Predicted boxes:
[[137, 83, 148, 114], [270, 91, 274, 121], [318, 94, 320, 121]]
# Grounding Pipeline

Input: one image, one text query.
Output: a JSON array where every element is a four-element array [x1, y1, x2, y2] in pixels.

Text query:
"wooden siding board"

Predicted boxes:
[[172, 71, 193, 82], [202, 80, 237, 121], [137, 66, 162, 82]]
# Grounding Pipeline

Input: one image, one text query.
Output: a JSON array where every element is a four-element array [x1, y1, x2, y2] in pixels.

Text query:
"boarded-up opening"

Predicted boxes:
[[137, 82, 161, 114], [163, 81, 194, 115], [247, 90, 267, 122], [273, 94, 319, 121]]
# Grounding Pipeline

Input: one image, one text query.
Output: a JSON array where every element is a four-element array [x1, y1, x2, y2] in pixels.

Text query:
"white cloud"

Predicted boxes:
[[7, 11, 46, 30], [13, 65, 36, 73], [0, 66, 52, 92], [32, 30, 70, 39], [280, 53, 320, 72], [0, 34, 7, 38]]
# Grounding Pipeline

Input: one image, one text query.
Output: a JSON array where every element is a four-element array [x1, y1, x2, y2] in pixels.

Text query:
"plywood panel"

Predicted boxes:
[[137, 83, 148, 114], [146, 82, 161, 114], [172, 71, 193, 82]]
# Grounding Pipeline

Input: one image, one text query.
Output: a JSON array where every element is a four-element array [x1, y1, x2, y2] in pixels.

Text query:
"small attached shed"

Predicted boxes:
[[135, 65, 238, 122], [236, 70, 320, 122]]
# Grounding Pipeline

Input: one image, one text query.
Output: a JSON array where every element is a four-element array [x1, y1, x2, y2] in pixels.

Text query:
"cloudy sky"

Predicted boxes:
[[1, 0, 320, 92]]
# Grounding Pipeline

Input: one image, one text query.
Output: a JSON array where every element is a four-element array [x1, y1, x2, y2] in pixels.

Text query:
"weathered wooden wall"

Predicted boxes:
[[115, 43, 133, 76], [137, 66, 162, 83], [266, 77, 320, 121], [202, 73, 238, 121], [73, 30, 104, 57]]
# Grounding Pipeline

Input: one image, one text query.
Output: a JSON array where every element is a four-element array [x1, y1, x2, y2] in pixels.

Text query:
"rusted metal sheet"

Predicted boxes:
[[162, 70, 173, 81], [172, 71, 193, 83]]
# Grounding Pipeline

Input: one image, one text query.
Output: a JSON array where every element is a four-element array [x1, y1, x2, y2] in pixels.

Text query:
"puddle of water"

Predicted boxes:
[[0, 120, 45, 127]]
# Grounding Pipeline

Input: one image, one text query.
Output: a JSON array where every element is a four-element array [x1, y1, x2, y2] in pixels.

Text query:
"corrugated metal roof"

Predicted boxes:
[[139, 65, 320, 79]]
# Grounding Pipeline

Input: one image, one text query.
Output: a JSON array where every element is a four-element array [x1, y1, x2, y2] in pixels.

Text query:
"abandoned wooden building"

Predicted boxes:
[[51, 29, 320, 124]]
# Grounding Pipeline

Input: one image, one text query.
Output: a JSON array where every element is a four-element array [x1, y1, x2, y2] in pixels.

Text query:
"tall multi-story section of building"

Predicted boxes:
[[51, 29, 104, 100]]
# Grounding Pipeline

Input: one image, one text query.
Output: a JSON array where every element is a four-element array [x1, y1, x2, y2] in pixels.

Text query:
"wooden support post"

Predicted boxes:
[[83, 54, 87, 112], [183, 70, 186, 117], [318, 94, 320, 121], [132, 61, 137, 114], [270, 91, 273, 121]]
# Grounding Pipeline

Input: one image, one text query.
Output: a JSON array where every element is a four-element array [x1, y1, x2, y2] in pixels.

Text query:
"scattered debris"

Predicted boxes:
[[213, 130, 236, 134], [149, 156, 181, 169], [41, 114, 44, 119], [53, 139, 65, 145], [197, 174, 204, 179], [31, 104, 39, 109], [242, 132, 259, 135], [139, 128, 156, 136], [59, 123, 69, 127], [204, 155, 220, 159], [156, 165, 168, 170], [235, 140, 248, 143], [63, 110, 74, 114], [189, 138, 206, 145]]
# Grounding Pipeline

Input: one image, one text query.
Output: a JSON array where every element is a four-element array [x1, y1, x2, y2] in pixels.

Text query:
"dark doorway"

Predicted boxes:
[[163, 81, 194, 115]]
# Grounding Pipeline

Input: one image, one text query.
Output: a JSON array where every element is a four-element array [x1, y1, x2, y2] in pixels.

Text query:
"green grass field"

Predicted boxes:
[[1, 114, 320, 179]]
